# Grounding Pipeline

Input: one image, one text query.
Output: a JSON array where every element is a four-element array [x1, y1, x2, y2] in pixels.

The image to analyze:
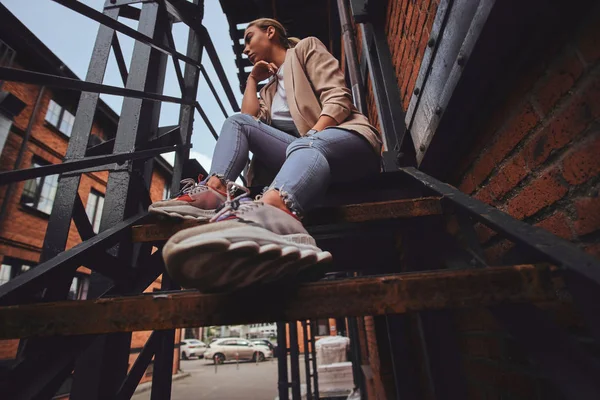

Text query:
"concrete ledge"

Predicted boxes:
[[133, 372, 191, 395]]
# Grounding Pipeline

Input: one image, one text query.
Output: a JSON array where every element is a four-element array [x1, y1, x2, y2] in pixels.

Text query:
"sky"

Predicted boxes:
[[2, 0, 247, 171]]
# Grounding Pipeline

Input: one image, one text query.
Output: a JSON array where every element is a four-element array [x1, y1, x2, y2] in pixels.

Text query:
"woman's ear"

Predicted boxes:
[[267, 26, 275, 40]]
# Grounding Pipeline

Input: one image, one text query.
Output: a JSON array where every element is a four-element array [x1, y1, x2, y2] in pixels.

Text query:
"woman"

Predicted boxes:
[[150, 18, 382, 292]]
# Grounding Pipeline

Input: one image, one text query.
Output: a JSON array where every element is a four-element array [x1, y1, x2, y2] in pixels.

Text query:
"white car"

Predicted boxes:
[[180, 339, 207, 360], [203, 338, 273, 364]]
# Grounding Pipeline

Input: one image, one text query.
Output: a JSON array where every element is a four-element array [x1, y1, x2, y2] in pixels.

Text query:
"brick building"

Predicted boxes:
[[346, 1, 600, 398], [0, 5, 178, 388]]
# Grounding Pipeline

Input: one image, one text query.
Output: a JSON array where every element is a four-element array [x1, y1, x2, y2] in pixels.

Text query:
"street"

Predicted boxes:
[[133, 357, 284, 400]]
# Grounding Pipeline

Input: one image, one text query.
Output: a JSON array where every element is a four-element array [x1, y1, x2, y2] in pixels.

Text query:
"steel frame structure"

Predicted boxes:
[[0, 0, 599, 400], [0, 1, 239, 398]]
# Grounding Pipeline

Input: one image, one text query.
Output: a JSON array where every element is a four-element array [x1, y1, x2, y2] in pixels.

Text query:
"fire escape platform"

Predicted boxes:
[[131, 197, 443, 243], [0, 264, 560, 339]]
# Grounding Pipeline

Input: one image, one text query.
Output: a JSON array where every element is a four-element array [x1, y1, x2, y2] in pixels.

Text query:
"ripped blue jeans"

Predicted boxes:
[[209, 113, 380, 216]]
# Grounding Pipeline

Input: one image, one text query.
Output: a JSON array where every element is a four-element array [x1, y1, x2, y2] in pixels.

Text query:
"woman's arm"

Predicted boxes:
[[241, 75, 260, 116], [241, 61, 277, 117], [299, 37, 354, 130]]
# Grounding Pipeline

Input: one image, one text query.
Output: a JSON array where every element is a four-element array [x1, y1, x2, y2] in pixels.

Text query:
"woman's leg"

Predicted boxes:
[[209, 114, 296, 182], [262, 128, 381, 216]]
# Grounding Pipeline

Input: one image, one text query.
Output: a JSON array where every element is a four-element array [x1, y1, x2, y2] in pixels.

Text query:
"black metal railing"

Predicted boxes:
[[0, 1, 241, 399]]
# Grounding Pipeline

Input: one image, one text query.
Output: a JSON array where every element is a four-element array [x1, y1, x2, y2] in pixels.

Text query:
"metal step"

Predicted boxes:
[[131, 197, 442, 243], [0, 264, 560, 339]]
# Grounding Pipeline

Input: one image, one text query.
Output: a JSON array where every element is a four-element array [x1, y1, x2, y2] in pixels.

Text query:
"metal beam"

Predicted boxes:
[[194, 101, 219, 141], [0, 67, 190, 104], [111, 34, 129, 85], [195, 24, 240, 112], [115, 332, 159, 400], [401, 167, 600, 285], [70, 3, 168, 398], [1, 251, 164, 399], [0, 265, 560, 339], [301, 321, 313, 400], [170, 0, 204, 195], [131, 197, 443, 242], [276, 321, 290, 400], [8, 9, 122, 399], [0, 213, 146, 306], [289, 322, 302, 400], [0, 144, 187, 185], [338, 0, 367, 114], [85, 125, 181, 157], [52, 0, 203, 68], [200, 65, 229, 118]]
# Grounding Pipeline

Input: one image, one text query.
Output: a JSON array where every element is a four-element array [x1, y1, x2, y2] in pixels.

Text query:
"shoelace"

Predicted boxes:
[[172, 175, 211, 198], [210, 181, 257, 222]]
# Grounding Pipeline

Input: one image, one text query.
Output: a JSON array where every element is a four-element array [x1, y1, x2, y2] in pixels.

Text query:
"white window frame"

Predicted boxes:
[[45, 99, 75, 137]]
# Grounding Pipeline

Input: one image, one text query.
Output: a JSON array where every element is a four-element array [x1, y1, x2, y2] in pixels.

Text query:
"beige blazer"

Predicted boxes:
[[246, 37, 382, 185], [255, 36, 382, 153]]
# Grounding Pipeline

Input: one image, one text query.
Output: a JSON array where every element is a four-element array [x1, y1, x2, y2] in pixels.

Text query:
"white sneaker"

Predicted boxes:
[[162, 183, 332, 292], [148, 175, 228, 220]]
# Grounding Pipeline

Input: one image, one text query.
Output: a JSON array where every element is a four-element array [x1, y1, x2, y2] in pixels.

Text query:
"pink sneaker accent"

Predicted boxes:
[[148, 176, 228, 220]]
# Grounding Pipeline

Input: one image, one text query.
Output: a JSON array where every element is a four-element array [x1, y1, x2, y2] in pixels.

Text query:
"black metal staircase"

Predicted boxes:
[[0, 1, 599, 400]]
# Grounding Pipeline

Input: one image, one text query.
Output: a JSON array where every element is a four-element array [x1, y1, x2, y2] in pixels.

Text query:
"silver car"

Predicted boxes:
[[180, 339, 207, 360], [204, 338, 272, 364]]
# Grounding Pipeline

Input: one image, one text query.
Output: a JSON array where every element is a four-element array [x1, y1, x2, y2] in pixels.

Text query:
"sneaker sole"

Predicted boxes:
[[148, 204, 216, 221], [163, 226, 332, 292]]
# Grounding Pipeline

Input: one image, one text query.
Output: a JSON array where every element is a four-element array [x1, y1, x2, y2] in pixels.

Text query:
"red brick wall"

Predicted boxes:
[[454, 6, 600, 263], [385, 0, 439, 110], [363, 316, 382, 399], [447, 5, 600, 399], [346, 1, 600, 399]]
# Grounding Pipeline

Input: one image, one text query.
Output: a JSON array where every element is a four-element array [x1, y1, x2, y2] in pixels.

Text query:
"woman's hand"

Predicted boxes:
[[311, 115, 338, 132], [249, 61, 278, 82]]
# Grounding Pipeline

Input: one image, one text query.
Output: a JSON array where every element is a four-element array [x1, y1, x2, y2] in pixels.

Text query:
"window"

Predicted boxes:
[[0, 113, 12, 156], [45, 99, 75, 137], [68, 273, 90, 300], [0, 257, 34, 286], [59, 110, 75, 136], [317, 319, 330, 336], [85, 190, 105, 233], [45, 99, 61, 126], [237, 340, 250, 347], [163, 181, 171, 200], [88, 133, 103, 147], [20, 159, 59, 215]]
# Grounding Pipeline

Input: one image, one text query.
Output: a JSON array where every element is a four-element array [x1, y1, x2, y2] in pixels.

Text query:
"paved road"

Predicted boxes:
[[133, 357, 282, 400]]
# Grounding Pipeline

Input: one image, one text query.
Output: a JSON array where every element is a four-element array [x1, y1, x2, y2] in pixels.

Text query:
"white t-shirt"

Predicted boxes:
[[270, 63, 293, 122]]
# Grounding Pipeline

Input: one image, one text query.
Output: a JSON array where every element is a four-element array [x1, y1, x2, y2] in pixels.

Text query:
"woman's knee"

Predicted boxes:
[[285, 137, 315, 158], [225, 113, 256, 126], [220, 113, 257, 139]]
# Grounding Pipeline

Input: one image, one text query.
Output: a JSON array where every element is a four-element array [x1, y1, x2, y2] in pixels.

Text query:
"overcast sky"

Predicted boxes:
[[3, 0, 246, 170]]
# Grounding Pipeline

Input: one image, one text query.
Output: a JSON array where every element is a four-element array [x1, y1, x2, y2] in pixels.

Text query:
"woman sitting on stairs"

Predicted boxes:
[[148, 18, 382, 292]]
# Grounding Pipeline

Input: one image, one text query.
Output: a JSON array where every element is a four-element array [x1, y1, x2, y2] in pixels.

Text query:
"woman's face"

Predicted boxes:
[[243, 25, 275, 64]]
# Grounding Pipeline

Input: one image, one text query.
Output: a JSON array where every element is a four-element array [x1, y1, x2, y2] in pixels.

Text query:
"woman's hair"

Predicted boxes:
[[247, 18, 301, 49]]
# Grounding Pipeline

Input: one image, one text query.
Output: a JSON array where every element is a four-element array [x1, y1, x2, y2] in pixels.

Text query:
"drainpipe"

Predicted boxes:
[[337, 0, 367, 115], [0, 86, 46, 228]]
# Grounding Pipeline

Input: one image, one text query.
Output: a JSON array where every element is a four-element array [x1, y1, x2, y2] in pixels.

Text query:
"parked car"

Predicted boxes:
[[251, 339, 278, 357], [180, 339, 207, 360], [204, 338, 272, 364]]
